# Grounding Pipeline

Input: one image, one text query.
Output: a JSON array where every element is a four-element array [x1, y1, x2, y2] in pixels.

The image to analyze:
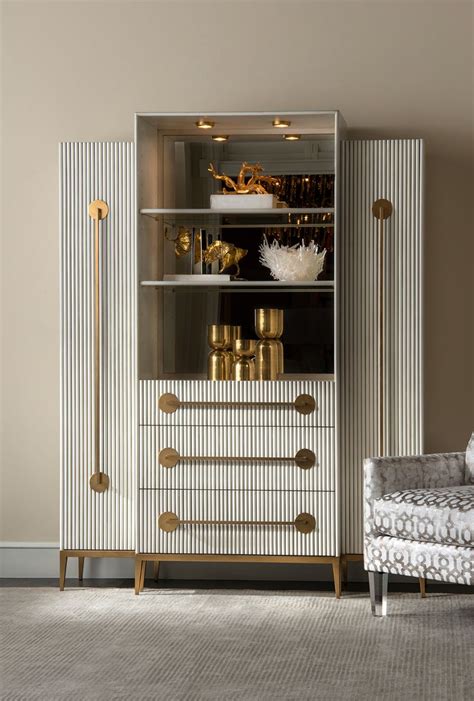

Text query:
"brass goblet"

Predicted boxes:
[[255, 309, 285, 379], [255, 308, 284, 339], [208, 324, 232, 350], [232, 339, 256, 381]]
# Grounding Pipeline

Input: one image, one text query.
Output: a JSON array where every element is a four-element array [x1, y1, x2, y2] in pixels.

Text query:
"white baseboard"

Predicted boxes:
[[0, 543, 412, 583]]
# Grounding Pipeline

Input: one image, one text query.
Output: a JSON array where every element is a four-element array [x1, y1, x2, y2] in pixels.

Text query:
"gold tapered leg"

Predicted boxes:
[[78, 557, 85, 582], [59, 552, 68, 591], [134, 558, 143, 595], [419, 577, 426, 598], [341, 556, 348, 588], [153, 561, 160, 581], [332, 558, 341, 599], [140, 561, 146, 592]]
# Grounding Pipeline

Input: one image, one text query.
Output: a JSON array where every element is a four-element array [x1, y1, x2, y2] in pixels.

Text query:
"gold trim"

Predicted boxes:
[[59, 550, 135, 591], [158, 392, 316, 415], [134, 554, 342, 598], [158, 511, 316, 534]]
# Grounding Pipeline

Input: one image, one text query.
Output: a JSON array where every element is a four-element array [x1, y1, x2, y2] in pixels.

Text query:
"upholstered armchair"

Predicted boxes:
[[364, 434, 474, 616]]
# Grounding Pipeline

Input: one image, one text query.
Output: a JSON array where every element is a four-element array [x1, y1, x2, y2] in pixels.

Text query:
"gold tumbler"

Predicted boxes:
[[207, 324, 233, 380], [232, 339, 256, 381], [255, 308, 284, 339]]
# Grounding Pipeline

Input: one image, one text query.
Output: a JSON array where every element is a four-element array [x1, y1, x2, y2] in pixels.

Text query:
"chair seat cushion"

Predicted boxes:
[[373, 486, 474, 546]]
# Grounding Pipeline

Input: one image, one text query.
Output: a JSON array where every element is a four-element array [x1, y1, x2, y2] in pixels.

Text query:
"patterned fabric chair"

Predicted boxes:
[[364, 434, 474, 616]]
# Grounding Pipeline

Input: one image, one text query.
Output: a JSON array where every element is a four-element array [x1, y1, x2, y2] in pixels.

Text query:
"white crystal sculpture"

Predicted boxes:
[[259, 238, 326, 282]]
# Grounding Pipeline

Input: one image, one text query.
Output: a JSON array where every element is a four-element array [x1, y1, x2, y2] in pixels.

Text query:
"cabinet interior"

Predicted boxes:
[[136, 112, 339, 380]]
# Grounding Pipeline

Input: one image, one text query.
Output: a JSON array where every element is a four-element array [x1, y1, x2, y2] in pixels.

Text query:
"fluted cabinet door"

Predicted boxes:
[[340, 139, 423, 554], [60, 142, 136, 550]]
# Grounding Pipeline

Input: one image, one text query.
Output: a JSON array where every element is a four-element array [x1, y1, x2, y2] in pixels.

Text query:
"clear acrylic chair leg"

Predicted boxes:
[[369, 571, 388, 617]]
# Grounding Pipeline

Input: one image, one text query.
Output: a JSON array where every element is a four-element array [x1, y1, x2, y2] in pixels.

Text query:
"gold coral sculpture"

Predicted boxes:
[[208, 162, 280, 195]]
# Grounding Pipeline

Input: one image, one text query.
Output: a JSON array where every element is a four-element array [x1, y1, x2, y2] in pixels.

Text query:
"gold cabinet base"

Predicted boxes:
[[134, 553, 342, 598]]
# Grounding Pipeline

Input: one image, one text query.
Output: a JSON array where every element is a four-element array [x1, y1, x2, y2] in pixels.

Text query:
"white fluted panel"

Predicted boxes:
[[340, 139, 423, 554], [139, 426, 335, 491], [138, 490, 336, 556], [60, 142, 136, 550], [139, 380, 335, 427]]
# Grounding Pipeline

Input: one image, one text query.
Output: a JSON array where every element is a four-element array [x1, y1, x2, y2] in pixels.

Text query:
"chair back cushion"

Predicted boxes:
[[466, 433, 474, 484]]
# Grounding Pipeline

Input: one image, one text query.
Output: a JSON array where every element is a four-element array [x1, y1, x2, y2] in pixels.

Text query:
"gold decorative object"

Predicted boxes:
[[165, 226, 191, 257], [159, 447, 315, 470], [88, 199, 110, 493], [158, 511, 316, 534], [255, 308, 284, 339], [208, 162, 280, 195], [207, 324, 233, 380], [232, 339, 256, 381], [372, 198, 393, 456], [203, 240, 247, 276], [255, 309, 284, 380], [158, 392, 316, 415]]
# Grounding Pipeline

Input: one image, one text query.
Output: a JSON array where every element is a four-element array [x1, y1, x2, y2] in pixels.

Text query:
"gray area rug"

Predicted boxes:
[[0, 587, 472, 700]]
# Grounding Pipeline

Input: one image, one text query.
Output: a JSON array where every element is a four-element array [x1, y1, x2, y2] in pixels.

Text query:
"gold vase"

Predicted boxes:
[[207, 324, 233, 380], [254, 309, 284, 378], [232, 339, 256, 381]]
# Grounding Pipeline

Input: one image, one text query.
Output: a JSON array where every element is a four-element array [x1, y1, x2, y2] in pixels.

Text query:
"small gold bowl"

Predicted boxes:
[[255, 308, 284, 339], [233, 339, 257, 357], [208, 324, 232, 350]]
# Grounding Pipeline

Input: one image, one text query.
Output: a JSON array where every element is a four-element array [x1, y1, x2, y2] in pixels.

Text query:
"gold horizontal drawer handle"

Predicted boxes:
[[158, 392, 316, 415], [158, 448, 316, 470], [158, 511, 316, 534]]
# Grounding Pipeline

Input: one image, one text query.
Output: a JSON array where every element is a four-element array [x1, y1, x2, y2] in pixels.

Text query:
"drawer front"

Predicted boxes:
[[137, 489, 337, 556], [140, 380, 335, 428], [139, 426, 335, 491]]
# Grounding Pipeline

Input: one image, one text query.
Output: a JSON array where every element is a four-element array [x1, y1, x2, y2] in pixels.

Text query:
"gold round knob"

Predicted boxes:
[[159, 448, 180, 468], [158, 512, 179, 532], [89, 472, 110, 492], [158, 393, 180, 414], [294, 394, 316, 415], [294, 513, 316, 534], [295, 449, 316, 470]]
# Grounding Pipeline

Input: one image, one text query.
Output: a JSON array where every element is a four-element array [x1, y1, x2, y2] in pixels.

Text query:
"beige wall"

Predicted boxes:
[[1, 0, 473, 543]]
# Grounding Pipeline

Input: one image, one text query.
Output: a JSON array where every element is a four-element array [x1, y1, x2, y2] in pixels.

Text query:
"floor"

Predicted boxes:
[[1, 581, 472, 701]]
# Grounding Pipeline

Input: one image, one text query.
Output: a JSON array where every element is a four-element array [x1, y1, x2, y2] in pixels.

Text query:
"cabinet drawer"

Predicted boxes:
[[139, 426, 335, 491], [140, 380, 334, 428], [137, 489, 337, 556]]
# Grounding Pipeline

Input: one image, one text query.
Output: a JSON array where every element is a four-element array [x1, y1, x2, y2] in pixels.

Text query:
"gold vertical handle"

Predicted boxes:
[[372, 198, 392, 457], [88, 199, 110, 493]]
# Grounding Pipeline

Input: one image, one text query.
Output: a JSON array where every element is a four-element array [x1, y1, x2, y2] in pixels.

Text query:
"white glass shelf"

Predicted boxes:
[[141, 280, 334, 290], [140, 207, 334, 228]]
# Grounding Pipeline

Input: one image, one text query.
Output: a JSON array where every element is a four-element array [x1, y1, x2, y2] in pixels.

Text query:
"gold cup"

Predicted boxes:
[[255, 308, 284, 339], [208, 324, 232, 350], [232, 339, 256, 381]]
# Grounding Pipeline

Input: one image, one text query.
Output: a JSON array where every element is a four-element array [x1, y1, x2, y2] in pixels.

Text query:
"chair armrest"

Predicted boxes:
[[364, 451, 465, 538]]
